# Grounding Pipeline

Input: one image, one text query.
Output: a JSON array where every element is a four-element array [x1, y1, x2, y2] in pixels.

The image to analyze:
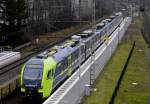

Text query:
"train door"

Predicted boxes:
[[67, 55, 72, 76]]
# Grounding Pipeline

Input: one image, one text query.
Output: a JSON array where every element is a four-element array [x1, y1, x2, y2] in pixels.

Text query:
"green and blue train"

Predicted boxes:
[[20, 12, 123, 98]]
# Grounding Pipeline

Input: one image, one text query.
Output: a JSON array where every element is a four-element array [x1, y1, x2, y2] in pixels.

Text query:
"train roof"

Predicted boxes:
[[96, 22, 105, 27], [53, 46, 73, 62], [82, 29, 93, 34], [110, 15, 115, 19], [102, 20, 109, 25], [105, 19, 112, 22], [115, 12, 122, 16], [77, 29, 93, 37], [26, 58, 44, 65], [77, 14, 118, 43]]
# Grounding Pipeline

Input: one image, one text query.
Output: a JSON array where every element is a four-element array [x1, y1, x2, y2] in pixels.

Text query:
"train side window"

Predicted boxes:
[[71, 54, 74, 64], [51, 69, 54, 76], [47, 70, 51, 79], [66, 59, 68, 68], [76, 51, 79, 60], [63, 59, 67, 70], [74, 51, 77, 60], [73, 52, 76, 64], [82, 46, 85, 55], [55, 63, 61, 77], [59, 62, 63, 72]]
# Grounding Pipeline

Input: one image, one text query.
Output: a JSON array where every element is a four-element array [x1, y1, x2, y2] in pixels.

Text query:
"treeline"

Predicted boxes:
[[0, 0, 112, 48], [0, 0, 27, 47], [1, 0, 150, 48]]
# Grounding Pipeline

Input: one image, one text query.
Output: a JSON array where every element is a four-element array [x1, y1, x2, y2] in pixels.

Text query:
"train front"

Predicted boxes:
[[21, 58, 44, 98]]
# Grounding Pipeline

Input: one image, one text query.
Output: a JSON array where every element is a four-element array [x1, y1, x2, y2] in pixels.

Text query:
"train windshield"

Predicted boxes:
[[23, 64, 43, 87]]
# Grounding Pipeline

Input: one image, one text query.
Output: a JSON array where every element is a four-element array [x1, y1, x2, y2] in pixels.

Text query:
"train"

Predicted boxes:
[[20, 12, 123, 98]]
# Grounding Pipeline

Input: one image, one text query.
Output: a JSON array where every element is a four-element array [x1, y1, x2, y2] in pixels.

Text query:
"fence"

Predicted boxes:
[[0, 46, 12, 52]]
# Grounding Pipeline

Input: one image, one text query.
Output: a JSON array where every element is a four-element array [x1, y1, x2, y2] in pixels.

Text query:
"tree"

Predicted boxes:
[[0, 0, 6, 35], [16, 0, 27, 31], [0, 0, 27, 46]]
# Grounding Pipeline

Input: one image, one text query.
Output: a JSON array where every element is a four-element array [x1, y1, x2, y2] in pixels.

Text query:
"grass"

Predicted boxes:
[[81, 31, 133, 103], [114, 18, 150, 104], [82, 17, 150, 104]]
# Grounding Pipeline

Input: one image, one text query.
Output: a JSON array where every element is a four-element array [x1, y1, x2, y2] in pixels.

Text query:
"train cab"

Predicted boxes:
[[21, 58, 44, 97]]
